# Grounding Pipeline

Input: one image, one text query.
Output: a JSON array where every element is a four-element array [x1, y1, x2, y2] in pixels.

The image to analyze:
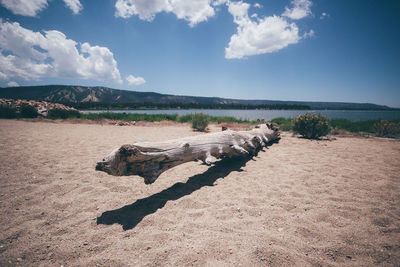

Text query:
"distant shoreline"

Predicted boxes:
[[80, 109, 400, 122], [79, 107, 399, 111]]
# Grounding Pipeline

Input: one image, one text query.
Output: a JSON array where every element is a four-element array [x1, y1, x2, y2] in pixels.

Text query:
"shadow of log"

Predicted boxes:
[[97, 139, 279, 230]]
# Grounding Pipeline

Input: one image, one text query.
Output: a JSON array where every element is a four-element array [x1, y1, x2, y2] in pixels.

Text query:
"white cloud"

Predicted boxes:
[[1, 0, 83, 16], [254, 3, 262, 9], [115, 0, 217, 27], [170, 0, 215, 27], [0, 0, 48, 16], [228, 1, 250, 24], [303, 29, 314, 38], [282, 0, 312, 20], [320, 12, 329, 20], [115, 0, 169, 20], [63, 0, 83, 15], [0, 53, 51, 80], [0, 72, 7, 80], [7, 81, 19, 87], [212, 0, 227, 6], [225, 1, 301, 59], [0, 21, 122, 84], [126, 74, 146, 86]]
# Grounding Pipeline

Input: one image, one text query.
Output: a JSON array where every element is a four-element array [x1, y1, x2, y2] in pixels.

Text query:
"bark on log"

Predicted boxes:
[[96, 123, 280, 184]]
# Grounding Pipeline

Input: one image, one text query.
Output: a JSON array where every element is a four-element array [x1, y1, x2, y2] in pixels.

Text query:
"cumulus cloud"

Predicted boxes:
[[0, 21, 122, 83], [63, 0, 83, 15], [7, 81, 19, 87], [282, 0, 312, 20], [115, 0, 169, 20], [0, 0, 48, 16], [254, 3, 262, 8], [212, 0, 227, 6], [126, 74, 146, 86], [170, 0, 215, 27], [225, 1, 301, 59], [1, 0, 83, 16], [115, 0, 217, 27]]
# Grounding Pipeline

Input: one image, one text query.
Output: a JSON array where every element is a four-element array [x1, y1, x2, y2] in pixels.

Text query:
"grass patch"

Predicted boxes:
[[47, 109, 81, 119], [0, 106, 18, 118], [178, 114, 253, 124], [81, 112, 179, 122], [82, 112, 259, 124], [20, 104, 38, 118], [329, 119, 381, 133], [271, 117, 293, 131]]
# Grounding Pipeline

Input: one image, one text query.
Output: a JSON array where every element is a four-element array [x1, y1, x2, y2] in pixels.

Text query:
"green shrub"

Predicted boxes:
[[47, 108, 81, 119], [191, 113, 209, 131], [0, 106, 17, 118], [374, 120, 400, 138], [293, 113, 329, 139], [20, 104, 38, 118]]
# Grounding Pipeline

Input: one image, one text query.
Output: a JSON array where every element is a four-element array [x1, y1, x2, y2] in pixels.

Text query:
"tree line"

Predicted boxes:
[[67, 102, 311, 110]]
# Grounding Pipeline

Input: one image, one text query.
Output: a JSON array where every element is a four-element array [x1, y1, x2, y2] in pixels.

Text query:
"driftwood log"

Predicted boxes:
[[96, 123, 280, 184]]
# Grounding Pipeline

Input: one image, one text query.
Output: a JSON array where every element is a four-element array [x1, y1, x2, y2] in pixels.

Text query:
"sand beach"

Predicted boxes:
[[0, 119, 399, 266]]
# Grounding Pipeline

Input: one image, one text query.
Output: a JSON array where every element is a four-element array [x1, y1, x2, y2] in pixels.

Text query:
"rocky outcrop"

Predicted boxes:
[[0, 98, 79, 116]]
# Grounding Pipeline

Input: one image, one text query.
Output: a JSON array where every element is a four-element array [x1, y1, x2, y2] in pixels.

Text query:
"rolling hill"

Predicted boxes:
[[0, 85, 392, 110]]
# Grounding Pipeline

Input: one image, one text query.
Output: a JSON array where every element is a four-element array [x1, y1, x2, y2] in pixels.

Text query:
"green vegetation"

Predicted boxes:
[[72, 102, 311, 110], [178, 114, 252, 124], [270, 117, 292, 131], [190, 113, 210, 131], [81, 112, 179, 122], [79, 112, 400, 138], [0, 106, 17, 118], [1, 106, 399, 138], [209, 116, 253, 124], [20, 104, 38, 118], [82, 112, 263, 126], [374, 120, 400, 138], [293, 113, 330, 139], [177, 114, 196, 123], [269, 116, 400, 138], [329, 118, 376, 133], [47, 108, 81, 119]]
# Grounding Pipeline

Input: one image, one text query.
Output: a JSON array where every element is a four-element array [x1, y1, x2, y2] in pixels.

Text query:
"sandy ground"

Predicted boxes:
[[0, 119, 399, 266]]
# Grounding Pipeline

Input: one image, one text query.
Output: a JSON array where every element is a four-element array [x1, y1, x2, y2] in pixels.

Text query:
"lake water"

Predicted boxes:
[[82, 109, 400, 122]]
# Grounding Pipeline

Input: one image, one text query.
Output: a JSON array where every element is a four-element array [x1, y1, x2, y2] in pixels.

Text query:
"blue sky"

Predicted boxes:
[[0, 0, 399, 107]]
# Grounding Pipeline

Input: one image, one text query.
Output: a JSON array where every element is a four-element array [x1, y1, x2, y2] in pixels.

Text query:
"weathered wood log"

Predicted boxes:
[[96, 123, 280, 184]]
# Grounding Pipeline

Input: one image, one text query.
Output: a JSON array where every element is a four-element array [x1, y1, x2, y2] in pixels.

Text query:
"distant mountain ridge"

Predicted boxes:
[[0, 85, 392, 110]]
